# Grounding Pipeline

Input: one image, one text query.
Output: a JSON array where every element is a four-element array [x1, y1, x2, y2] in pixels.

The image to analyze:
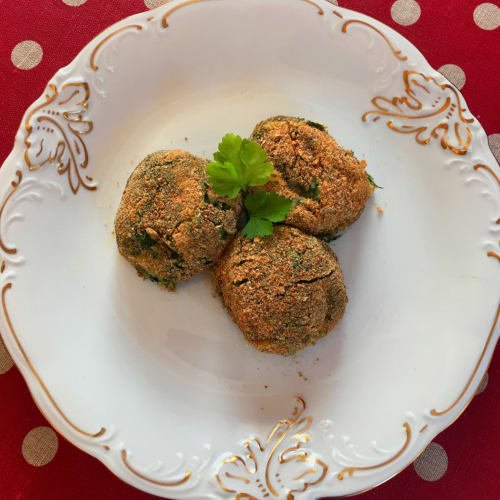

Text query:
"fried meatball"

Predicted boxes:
[[115, 150, 242, 290], [250, 116, 373, 238], [215, 226, 347, 355]]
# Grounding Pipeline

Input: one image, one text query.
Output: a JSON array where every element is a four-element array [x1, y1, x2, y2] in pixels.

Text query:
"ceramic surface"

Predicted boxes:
[[0, 1, 498, 498]]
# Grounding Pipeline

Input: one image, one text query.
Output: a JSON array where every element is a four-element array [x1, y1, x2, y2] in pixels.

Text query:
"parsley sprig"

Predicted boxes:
[[206, 134, 293, 238], [206, 134, 274, 198], [242, 191, 294, 239], [367, 173, 383, 189]]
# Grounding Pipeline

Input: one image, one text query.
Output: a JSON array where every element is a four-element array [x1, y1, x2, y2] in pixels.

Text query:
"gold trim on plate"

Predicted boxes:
[[431, 304, 500, 416], [121, 449, 192, 486], [337, 423, 411, 480], [339, 16, 476, 156], [162, 0, 206, 27], [90, 25, 143, 71], [0, 171, 22, 256], [341, 20, 407, 61], [361, 71, 474, 155], [162, 0, 323, 28], [216, 397, 328, 499], [1, 282, 105, 438], [24, 82, 95, 194], [298, 0, 324, 16], [474, 163, 500, 188]]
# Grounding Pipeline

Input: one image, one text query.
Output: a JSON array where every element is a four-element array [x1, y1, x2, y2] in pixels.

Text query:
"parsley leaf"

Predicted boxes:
[[213, 133, 244, 168], [239, 140, 274, 187], [242, 191, 294, 238], [367, 172, 383, 189], [245, 191, 294, 221], [206, 134, 274, 199], [241, 217, 273, 239], [205, 161, 242, 199]]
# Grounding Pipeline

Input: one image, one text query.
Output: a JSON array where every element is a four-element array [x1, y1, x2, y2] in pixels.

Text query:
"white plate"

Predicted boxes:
[[1, 1, 499, 498]]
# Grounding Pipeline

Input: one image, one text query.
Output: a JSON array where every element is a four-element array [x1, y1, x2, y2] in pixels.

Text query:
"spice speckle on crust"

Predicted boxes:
[[115, 150, 242, 290], [250, 116, 373, 238], [215, 225, 348, 355]]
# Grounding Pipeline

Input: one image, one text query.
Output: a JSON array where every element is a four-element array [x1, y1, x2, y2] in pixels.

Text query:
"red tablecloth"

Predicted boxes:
[[0, 1, 499, 499]]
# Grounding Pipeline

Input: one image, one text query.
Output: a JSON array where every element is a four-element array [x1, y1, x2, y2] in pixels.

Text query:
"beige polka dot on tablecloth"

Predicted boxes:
[[62, 0, 88, 5], [0, 337, 13, 374], [476, 372, 489, 394], [144, 0, 170, 8], [391, 0, 421, 26], [474, 3, 500, 30], [488, 134, 500, 162], [11, 41, 43, 70], [414, 442, 448, 481], [22, 426, 59, 466], [438, 64, 466, 90]]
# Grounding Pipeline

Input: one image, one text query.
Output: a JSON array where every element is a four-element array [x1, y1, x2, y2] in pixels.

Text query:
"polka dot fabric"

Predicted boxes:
[[0, 338, 13, 374], [438, 64, 466, 90], [144, 0, 170, 8], [11, 41, 43, 70], [413, 443, 448, 482], [0, 1, 498, 499], [22, 427, 59, 467], [391, 0, 421, 26], [474, 3, 500, 30]]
